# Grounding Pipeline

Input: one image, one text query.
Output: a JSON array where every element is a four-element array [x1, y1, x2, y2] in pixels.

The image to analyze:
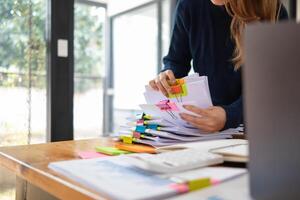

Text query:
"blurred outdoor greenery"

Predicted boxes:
[[0, 1, 104, 199], [0, 0, 104, 91]]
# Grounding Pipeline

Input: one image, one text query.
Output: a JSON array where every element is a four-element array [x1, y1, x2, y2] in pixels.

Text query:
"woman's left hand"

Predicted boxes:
[[180, 105, 226, 133]]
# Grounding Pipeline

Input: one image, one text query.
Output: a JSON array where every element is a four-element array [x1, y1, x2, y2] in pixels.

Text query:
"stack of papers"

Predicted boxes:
[[118, 74, 240, 147], [48, 156, 247, 200]]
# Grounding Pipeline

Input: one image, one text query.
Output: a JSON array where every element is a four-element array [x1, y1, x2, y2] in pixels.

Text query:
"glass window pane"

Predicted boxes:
[[74, 3, 106, 139], [0, 1, 47, 145], [162, 0, 172, 61], [0, 0, 47, 199], [113, 4, 158, 131]]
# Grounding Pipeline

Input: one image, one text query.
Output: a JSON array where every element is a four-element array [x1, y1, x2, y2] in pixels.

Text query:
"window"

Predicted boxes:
[[112, 4, 158, 131], [0, 1, 47, 146], [108, 0, 176, 133], [74, 2, 106, 139], [0, 0, 47, 199]]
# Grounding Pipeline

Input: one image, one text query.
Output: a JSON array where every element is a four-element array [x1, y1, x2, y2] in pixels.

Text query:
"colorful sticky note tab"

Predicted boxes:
[[133, 131, 141, 139], [168, 83, 188, 99], [135, 125, 146, 133], [95, 146, 132, 156], [122, 135, 133, 144], [77, 151, 109, 159], [177, 78, 185, 85], [171, 85, 183, 94], [143, 114, 152, 120], [156, 100, 172, 111], [188, 178, 211, 191], [136, 119, 144, 125], [167, 102, 179, 111], [115, 143, 156, 154], [148, 124, 159, 130], [169, 183, 189, 194]]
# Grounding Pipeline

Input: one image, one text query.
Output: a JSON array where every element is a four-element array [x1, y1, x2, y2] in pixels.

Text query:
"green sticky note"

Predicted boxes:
[[95, 146, 131, 156]]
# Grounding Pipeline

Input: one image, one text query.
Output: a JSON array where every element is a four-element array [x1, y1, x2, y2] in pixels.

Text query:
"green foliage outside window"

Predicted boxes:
[[0, 0, 104, 92]]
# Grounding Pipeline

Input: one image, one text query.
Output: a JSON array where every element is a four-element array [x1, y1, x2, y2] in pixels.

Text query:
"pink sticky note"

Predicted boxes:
[[211, 179, 221, 185], [77, 151, 109, 159], [169, 183, 189, 194]]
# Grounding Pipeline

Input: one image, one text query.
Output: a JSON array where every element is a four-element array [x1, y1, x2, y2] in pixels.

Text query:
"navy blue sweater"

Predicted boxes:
[[162, 0, 288, 129]]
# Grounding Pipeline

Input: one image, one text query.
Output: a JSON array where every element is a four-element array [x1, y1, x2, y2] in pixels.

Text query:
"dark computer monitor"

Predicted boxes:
[[244, 22, 300, 200]]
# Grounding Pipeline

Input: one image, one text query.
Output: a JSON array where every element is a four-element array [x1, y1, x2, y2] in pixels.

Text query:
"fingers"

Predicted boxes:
[[155, 77, 168, 97], [179, 113, 217, 133], [149, 80, 159, 91], [149, 70, 176, 96], [165, 70, 176, 85], [179, 113, 207, 127], [183, 105, 210, 117], [159, 73, 172, 94]]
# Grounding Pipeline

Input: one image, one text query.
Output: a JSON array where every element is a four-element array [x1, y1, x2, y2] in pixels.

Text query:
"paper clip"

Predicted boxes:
[[156, 100, 178, 120], [169, 79, 188, 103]]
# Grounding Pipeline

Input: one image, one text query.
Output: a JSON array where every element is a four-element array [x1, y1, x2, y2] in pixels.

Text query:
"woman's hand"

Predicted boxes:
[[149, 70, 176, 96], [180, 105, 226, 133]]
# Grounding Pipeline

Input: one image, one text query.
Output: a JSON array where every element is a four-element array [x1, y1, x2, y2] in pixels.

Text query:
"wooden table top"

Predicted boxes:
[[0, 137, 247, 200], [0, 138, 114, 200]]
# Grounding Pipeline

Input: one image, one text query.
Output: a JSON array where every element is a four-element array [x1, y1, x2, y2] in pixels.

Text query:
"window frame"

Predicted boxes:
[[47, 0, 107, 142], [103, 0, 176, 135]]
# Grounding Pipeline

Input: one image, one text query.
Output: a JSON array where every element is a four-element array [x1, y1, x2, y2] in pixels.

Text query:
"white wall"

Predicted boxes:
[[107, 0, 155, 16]]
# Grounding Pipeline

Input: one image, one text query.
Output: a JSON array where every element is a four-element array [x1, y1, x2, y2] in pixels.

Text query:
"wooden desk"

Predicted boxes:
[[0, 138, 114, 200], [0, 137, 247, 200]]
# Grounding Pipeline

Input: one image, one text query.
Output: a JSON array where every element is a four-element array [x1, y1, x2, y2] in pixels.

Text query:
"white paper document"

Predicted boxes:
[[164, 167, 247, 184], [118, 73, 241, 147], [49, 156, 247, 200], [49, 156, 178, 200]]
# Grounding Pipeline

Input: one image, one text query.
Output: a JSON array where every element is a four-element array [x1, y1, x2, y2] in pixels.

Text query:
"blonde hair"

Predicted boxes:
[[224, 0, 280, 70]]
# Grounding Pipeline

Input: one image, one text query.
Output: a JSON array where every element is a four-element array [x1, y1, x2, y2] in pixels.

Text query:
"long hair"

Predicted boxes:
[[224, 0, 280, 70]]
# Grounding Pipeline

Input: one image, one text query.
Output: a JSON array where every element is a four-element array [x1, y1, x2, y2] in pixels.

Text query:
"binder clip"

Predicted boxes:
[[147, 124, 159, 130], [136, 119, 144, 126], [136, 113, 152, 120], [132, 131, 141, 139], [121, 135, 133, 144], [143, 114, 152, 120], [135, 125, 146, 133], [156, 100, 178, 120], [169, 79, 188, 102]]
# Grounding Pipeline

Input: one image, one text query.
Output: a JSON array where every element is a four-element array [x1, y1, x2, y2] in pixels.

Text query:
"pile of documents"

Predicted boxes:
[[49, 155, 247, 200], [118, 74, 240, 147]]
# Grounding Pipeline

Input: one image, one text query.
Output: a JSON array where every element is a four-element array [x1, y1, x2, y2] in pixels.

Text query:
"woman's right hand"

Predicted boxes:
[[148, 70, 177, 97]]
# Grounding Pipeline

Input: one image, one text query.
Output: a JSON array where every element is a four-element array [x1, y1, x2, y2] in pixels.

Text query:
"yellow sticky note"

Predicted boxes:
[[143, 115, 152, 120], [188, 178, 211, 191]]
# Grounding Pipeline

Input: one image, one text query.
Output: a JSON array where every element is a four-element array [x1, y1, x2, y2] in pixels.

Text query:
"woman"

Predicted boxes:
[[149, 0, 288, 132]]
